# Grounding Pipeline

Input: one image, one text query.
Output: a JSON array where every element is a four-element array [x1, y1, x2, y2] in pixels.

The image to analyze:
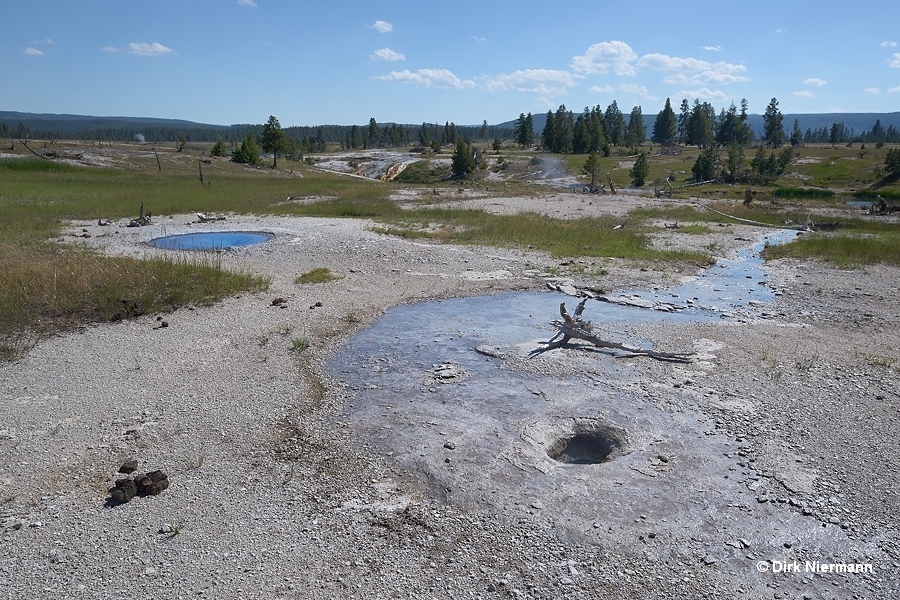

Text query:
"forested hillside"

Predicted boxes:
[[3, 103, 900, 150]]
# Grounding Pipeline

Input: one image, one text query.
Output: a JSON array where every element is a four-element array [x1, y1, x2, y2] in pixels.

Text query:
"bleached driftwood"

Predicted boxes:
[[196, 212, 226, 223], [127, 203, 152, 227], [531, 299, 694, 363]]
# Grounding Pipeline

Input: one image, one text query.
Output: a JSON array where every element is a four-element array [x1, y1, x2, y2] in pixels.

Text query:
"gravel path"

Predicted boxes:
[[2, 200, 898, 599]]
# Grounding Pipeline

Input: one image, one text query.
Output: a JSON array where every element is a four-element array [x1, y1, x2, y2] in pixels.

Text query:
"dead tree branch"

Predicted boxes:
[[530, 299, 694, 363]]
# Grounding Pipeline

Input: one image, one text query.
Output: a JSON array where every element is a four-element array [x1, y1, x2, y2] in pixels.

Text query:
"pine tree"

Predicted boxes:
[[589, 105, 607, 154], [652, 98, 677, 146], [790, 119, 802, 146], [514, 113, 534, 147], [582, 151, 601, 187], [630, 152, 650, 186], [232, 131, 260, 165], [687, 100, 716, 148], [763, 98, 785, 148], [368, 118, 381, 148], [450, 140, 475, 179], [677, 99, 691, 145], [692, 147, 717, 181], [523, 113, 534, 146], [725, 141, 745, 182], [541, 110, 555, 150], [573, 110, 591, 154], [260, 115, 288, 167], [625, 106, 645, 148], [553, 105, 574, 154], [605, 101, 626, 146]]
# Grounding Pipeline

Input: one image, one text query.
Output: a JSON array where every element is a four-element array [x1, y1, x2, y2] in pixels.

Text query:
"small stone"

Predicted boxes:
[[119, 459, 139, 474], [109, 479, 137, 504], [657, 454, 670, 463], [443, 441, 456, 450]]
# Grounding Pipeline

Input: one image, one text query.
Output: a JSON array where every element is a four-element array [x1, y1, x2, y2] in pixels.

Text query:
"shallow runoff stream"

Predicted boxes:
[[326, 229, 874, 592]]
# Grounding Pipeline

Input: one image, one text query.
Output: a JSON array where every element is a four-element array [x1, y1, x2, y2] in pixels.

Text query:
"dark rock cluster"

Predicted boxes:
[[108, 461, 169, 505]]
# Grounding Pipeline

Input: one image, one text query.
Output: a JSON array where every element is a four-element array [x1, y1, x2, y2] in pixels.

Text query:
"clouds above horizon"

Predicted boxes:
[[24, 38, 53, 56], [571, 41, 638, 76], [636, 53, 748, 85], [375, 39, 750, 107], [480, 69, 578, 95], [373, 69, 474, 89], [371, 48, 404, 62], [369, 20, 392, 33], [100, 42, 174, 57], [237, 0, 257, 7]]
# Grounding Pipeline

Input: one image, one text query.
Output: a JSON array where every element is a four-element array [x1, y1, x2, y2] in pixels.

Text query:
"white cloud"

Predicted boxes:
[[637, 53, 748, 85], [23, 47, 44, 56], [889, 86, 900, 94], [32, 38, 54, 45], [589, 84, 614, 94], [373, 69, 474, 89], [128, 42, 174, 57], [370, 20, 392, 33], [881, 41, 898, 47], [571, 41, 638, 76], [864, 87, 880, 94], [774, 28, 787, 34], [238, 0, 257, 6], [891, 53, 900, 68], [618, 83, 656, 101], [677, 87, 730, 103], [481, 69, 578, 95], [370, 48, 405, 61], [101, 45, 120, 53], [793, 90, 815, 98], [803, 78, 826, 86], [471, 36, 487, 43], [535, 97, 558, 111], [702, 45, 722, 52]]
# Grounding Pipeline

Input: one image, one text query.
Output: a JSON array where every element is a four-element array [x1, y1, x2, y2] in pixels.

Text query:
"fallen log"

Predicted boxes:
[[530, 299, 694, 363]]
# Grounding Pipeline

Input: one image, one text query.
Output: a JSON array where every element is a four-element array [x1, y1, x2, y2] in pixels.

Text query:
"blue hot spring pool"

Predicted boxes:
[[148, 231, 273, 250]]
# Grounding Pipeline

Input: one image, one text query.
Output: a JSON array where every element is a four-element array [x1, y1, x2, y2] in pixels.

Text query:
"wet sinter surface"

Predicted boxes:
[[328, 230, 882, 595]]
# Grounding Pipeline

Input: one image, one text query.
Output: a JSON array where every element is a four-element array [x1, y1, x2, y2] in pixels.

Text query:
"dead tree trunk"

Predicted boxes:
[[530, 299, 694, 363]]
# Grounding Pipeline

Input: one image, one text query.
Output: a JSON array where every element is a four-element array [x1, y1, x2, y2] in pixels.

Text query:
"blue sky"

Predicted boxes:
[[4, 1, 899, 127]]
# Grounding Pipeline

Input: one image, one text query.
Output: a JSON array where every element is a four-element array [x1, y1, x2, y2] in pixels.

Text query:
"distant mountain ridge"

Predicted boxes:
[[0, 111, 229, 131]]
